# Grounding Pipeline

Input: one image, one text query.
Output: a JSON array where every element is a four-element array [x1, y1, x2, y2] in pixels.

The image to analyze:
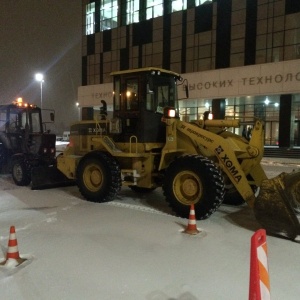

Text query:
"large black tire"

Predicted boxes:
[[163, 155, 225, 220], [11, 158, 31, 186], [76, 152, 121, 203]]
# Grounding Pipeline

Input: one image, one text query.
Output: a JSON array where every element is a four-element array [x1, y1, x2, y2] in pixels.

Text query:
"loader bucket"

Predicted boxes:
[[254, 171, 300, 241], [31, 166, 76, 190]]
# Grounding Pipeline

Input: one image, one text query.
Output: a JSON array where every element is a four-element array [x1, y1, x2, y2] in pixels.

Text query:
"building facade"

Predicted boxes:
[[80, 0, 300, 147]]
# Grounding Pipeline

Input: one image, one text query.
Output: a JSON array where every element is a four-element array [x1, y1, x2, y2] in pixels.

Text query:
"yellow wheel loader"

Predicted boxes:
[[33, 67, 300, 240]]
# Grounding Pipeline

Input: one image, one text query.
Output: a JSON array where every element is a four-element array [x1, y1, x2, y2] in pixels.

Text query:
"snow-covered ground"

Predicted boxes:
[[0, 162, 299, 299]]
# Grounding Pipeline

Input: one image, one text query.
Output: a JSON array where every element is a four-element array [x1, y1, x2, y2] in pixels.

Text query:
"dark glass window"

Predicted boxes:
[[132, 20, 153, 46], [285, 0, 300, 14], [87, 34, 95, 55], [195, 3, 213, 33]]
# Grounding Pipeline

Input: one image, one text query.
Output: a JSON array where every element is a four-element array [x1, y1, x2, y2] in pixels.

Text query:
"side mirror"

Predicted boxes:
[[177, 78, 189, 99]]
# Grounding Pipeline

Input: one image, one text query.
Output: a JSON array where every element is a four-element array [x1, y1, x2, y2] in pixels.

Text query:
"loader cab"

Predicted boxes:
[[111, 68, 181, 143]]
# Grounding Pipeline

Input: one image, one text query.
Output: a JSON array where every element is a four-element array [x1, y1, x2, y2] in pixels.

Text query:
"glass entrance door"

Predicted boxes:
[[265, 121, 279, 146], [293, 120, 300, 146]]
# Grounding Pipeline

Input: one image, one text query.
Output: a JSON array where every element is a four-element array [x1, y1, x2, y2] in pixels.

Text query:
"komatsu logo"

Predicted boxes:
[[215, 145, 242, 183]]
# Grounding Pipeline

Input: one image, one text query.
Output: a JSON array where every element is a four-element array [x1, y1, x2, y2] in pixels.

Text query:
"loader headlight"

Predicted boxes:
[[163, 107, 176, 118]]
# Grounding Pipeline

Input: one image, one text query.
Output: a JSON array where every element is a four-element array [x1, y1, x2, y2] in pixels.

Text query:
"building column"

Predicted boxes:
[[278, 94, 292, 148], [82, 107, 94, 121], [212, 99, 225, 119]]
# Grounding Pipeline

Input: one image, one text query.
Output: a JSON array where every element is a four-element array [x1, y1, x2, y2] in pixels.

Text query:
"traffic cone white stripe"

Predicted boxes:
[[9, 232, 16, 239], [257, 245, 268, 270], [8, 246, 19, 253], [260, 282, 271, 300]]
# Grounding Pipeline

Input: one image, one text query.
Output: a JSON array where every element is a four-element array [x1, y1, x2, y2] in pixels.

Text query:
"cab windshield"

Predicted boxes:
[[1, 107, 43, 134], [146, 74, 179, 114]]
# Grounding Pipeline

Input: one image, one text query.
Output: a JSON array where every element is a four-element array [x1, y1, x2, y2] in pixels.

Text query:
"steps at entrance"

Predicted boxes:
[[264, 147, 300, 158]]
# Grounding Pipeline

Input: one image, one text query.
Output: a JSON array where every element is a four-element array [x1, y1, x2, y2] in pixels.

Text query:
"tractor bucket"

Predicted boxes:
[[254, 171, 300, 241], [31, 166, 76, 190]]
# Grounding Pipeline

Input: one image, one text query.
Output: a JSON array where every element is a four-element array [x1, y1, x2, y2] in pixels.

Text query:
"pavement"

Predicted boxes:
[[262, 157, 300, 165]]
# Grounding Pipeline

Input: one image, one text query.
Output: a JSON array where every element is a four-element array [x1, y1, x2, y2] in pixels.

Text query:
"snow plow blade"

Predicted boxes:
[[31, 166, 76, 190], [254, 171, 300, 241]]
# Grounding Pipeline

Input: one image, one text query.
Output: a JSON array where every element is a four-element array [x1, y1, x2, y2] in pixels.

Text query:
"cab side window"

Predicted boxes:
[[126, 78, 138, 110], [31, 112, 41, 133], [146, 83, 155, 111], [114, 77, 121, 110]]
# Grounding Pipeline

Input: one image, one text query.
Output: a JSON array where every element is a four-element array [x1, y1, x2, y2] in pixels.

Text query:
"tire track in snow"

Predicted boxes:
[[104, 201, 176, 218]]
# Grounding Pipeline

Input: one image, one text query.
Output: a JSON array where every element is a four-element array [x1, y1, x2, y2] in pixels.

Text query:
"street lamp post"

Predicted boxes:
[[76, 102, 80, 120], [35, 73, 44, 109]]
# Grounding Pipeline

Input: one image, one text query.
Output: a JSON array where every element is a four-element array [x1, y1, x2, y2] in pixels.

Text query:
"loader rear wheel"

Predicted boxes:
[[77, 153, 121, 203], [163, 155, 225, 220], [11, 159, 31, 186]]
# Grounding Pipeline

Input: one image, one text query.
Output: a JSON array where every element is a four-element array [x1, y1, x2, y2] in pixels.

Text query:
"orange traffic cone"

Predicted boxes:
[[184, 204, 200, 235], [0, 226, 26, 266], [249, 229, 270, 300]]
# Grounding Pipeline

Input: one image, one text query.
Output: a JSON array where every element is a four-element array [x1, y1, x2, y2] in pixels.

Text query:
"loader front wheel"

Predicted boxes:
[[77, 153, 121, 203], [11, 159, 31, 186], [163, 155, 225, 219]]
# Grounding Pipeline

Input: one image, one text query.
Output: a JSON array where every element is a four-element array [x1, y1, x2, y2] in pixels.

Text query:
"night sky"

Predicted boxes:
[[0, 0, 82, 134]]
